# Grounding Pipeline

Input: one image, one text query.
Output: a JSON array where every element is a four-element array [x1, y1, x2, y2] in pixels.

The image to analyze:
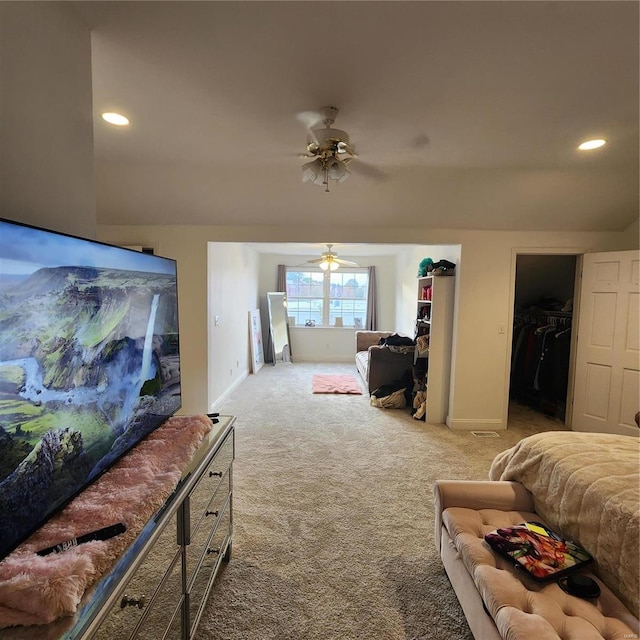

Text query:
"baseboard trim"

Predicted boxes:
[[445, 417, 506, 431], [292, 356, 354, 363], [210, 370, 249, 412]]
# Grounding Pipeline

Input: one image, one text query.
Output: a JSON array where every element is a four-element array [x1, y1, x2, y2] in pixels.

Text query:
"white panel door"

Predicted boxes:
[[573, 250, 639, 435]]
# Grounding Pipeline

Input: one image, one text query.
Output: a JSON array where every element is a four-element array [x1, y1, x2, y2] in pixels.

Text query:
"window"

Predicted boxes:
[[286, 267, 368, 328]]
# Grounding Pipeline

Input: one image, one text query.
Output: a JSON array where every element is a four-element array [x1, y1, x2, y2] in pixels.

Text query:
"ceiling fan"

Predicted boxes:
[[297, 106, 385, 192], [307, 244, 358, 271]]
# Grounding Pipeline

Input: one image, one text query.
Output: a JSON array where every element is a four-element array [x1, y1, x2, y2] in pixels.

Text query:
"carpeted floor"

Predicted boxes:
[[197, 362, 567, 640]]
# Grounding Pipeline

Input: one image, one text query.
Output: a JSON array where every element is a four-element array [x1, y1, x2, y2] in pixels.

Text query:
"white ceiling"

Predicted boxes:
[[74, 1, 639, 233], [244, 242, 424, 257]]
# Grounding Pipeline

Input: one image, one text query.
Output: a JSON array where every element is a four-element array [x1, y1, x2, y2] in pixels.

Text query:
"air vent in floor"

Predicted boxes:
[[470, 431, 500, 438]]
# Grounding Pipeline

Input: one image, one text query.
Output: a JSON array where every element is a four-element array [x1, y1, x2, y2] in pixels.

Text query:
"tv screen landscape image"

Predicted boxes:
[[0, 218, 181, 560]]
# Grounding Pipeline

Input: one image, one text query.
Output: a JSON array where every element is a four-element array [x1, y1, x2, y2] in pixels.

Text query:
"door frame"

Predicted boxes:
[[503, 246, 588, 429]]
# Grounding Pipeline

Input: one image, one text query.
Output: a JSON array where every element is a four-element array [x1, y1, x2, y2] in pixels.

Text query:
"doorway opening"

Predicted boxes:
[[509, 254, 578, 425]]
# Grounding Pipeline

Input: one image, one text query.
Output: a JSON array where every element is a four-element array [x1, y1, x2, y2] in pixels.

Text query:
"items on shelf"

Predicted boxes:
[[417, 258, 457, 277], [417, 257, 433, 276], [412, 389, 427, 420], [418, 306, 430, 321], [416, 335, 430, 353]]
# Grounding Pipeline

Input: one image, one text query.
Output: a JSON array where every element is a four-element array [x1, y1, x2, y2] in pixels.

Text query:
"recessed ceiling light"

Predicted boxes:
[[578, 138, 606, 151], [101, 112, 130, 126]]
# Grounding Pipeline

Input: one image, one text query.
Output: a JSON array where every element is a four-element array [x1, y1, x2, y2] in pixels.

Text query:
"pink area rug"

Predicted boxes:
[[0, 414, 213, 628], [312, 374, 362, 395]]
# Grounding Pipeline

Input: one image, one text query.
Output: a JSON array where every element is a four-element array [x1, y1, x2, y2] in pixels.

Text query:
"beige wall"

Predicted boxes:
[[5, 3, 636, 426], [0, 3, 95, 238], [97, 229, 412, 413], [445, 230, 625, 430], [207, 243, 260, 410], [621, 218, 640, 249], [97, 224, 631, 426]]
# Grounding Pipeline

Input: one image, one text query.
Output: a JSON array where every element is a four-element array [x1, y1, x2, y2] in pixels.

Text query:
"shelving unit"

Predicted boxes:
[[414, 275, 455, 424]]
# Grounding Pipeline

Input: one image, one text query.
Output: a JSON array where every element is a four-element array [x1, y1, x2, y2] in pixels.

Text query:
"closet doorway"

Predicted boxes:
[[509, 254, 578, 425]]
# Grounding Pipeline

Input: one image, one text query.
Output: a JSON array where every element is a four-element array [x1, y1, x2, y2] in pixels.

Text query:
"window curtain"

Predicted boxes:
[[277, 264, 286, 292], [365, 266, 378, 330]]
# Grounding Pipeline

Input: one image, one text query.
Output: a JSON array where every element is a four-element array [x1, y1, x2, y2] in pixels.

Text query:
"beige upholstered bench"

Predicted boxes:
[[434, 480, 639, 640]]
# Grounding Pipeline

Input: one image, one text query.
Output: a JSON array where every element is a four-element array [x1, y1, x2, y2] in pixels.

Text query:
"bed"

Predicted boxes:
[[489, 430, 640, 618]]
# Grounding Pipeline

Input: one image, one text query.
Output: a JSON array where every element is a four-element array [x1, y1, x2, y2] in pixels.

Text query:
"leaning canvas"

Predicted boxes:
[[249, 309, 264, 373]]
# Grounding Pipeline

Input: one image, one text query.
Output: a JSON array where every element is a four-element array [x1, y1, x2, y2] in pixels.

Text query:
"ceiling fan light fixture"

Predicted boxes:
[[302, 158, 323, 183], [319, 258, 339, 271], [299, 107, 361, 192], [327, 157, 347, 181]]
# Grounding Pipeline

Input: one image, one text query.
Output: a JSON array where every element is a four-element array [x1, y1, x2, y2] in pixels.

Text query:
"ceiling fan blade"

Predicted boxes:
[[296, 110, 323, 130], [306, 242, 358, 267], [296, 111, 324, 153], [349, 158, 386, 182]]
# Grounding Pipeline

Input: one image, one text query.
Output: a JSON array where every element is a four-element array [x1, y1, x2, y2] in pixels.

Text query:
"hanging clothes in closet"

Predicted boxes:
[[511, 308, 572, 420]]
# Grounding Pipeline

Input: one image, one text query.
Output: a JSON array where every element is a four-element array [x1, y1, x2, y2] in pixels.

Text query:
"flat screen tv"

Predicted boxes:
[[0, 218, 181, 560]]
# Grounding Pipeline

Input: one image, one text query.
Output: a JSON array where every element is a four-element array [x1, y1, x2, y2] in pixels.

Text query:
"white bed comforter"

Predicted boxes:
[[490, 430, 640, 618]]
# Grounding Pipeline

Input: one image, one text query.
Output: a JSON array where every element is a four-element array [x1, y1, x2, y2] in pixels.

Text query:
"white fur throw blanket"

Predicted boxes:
[[0, 414, 213, 628], [490, 430, 640, 618]]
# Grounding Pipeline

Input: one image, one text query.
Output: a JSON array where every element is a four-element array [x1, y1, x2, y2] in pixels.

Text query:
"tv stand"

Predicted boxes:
[[0, 415, 235, 640]]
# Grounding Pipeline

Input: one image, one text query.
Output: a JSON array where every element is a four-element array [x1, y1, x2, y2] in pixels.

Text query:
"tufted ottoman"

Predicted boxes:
[[434, 480, 639, 640]]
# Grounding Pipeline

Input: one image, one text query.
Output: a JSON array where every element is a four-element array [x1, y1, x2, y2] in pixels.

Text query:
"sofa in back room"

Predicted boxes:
[[354, 330, 414, 395]]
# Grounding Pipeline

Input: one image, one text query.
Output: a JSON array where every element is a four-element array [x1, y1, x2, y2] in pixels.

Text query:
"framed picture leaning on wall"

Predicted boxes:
[[249, 309, 264, 373]]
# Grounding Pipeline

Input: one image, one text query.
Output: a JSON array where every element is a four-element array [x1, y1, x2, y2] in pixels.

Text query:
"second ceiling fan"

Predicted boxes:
[[307, 244, 358, 271]]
